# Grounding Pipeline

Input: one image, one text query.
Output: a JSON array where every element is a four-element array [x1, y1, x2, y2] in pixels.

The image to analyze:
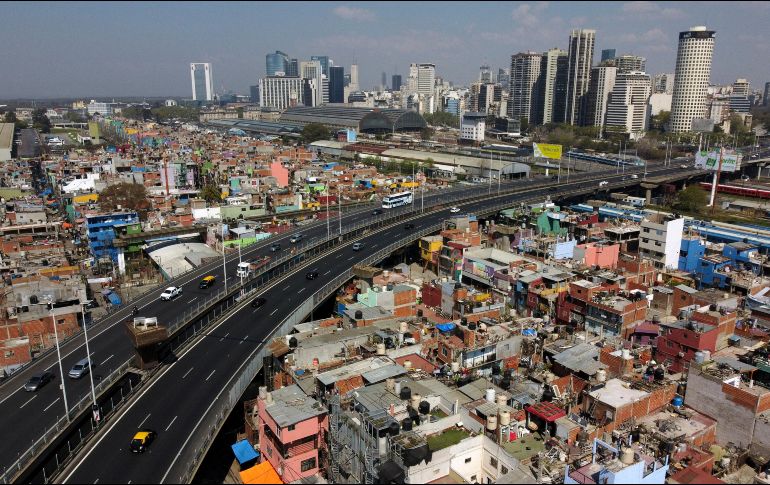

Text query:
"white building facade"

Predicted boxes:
[[190, 62, 214, 101], [605, 71, 652, 139], [259, 75, 305, 110], [670, 26, 715, 132], [638, 214, 684, 270]]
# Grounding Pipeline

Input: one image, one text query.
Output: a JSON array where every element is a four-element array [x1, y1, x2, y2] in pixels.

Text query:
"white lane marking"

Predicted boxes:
[[205, 370, 216, 381], [347, 255, 355, 261], [297, 287, 305, 294], [165, 415, 178, 432], [20, 395, 36, 409], [240, 335, 248, 345], [0, 386, 25, 406], [44, 397, 60, 412], [282, 285, 290, 291], [219, 332, 230, 342], [187, 297, 198, 303], [94, 480, 99, 484], [182, 367, 194, 379], [323, 270, 331, 276], [138, 413, 152, 428], [371, 243, 378, 249], [100, 354, 114, 366], [270, 308, 278, 316]]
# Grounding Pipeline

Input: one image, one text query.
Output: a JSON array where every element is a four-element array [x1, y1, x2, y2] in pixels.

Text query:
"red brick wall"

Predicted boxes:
[[721, 382, 759, 410]]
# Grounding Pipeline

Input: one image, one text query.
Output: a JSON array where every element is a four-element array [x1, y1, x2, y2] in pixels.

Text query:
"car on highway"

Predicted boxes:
[[199, 275, 216, 289], [68, 358, 91, 379], [680, 164, 688, 169], [352, 243, 364, 251], [24, 371, 55, 392], [289, 234, 304, 244], [305, 270, 319, 280], [450, 207, 461, 213], [372, 209, 383, 215], [270, 243, 281, 252], [130, 430, 157, 453], [251, 297, 267, 309], [631, 174, 638, 179], [160, 286, 182, 301], [404, 223, 415, 230], [599, 181, 609, 187]]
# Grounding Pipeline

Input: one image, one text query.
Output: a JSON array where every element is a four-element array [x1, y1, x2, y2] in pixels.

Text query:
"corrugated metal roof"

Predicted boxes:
[[361, 364, 407, 384], [265, 384, 325, 428]]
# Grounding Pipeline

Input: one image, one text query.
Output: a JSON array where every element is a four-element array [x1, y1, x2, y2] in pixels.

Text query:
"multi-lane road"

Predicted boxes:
[[56, 167, 689, 484], [0, 174, 558, 477]]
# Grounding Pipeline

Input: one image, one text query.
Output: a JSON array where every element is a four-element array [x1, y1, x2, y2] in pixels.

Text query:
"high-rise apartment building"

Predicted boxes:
[[536, 48, 568, 125], [381, 72, 387, 90], [653, 73, 675, 94], [391, 74, 402, 92], [497, 68, 510, 90], [604, 71, 652, 138], [310, 56, 331, 76], [584, 65, 617, 128], [249, 85, 259, 104], [764, 82, 770, 107], [670, 26, 715, 132], [601, 49, 616, 63], [190, 63, 214, 101], [329, 66, 345, 103], [508, 52, 542, 124], [480, 65, 492, 83], [615, 55, 646, 73], [733, 78, 750, 96], [287, 59, 299, 77], [266, 51, 289, 76], [259, 75, 304, 110], [417, 63, 436, 97], [565, 29, 596, 125]]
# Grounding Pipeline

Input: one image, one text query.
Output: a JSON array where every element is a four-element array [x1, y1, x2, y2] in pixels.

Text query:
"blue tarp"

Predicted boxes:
[[105, 292, 122, 306], [436, 323, 456, 332], [231, 439, 259, 465], [522, 328, 537, 337]]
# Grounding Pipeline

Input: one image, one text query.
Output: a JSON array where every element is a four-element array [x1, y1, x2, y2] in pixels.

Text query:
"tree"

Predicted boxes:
[[65, 111, 85, 123], [420, 126, 434, 141], [650, 110, 670, 132], [4, 111, 17, 124], [200, 184, 222, 203], [301, 123, 330, 144], [98, 182, 151, 220], [674, 185, 707, 214], [32, 108, 51, 133], [519, 117, 529, 133]]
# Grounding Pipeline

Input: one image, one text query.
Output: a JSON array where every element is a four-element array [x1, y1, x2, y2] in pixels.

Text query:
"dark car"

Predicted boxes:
[[24, 371, 55, 392], [372, 209, 383, 215], [130, 430, 157, 453], [404, 223, 415, 230], [270, 243, 281, 252], [306, 270, 319, 280], [251, 297, 267, 309]]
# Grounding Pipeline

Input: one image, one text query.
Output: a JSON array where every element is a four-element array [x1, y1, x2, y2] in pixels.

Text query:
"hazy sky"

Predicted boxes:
[[2, 1, 769, 99]]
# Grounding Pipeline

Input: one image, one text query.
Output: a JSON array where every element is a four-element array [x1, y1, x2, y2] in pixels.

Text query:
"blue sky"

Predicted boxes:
[[1, 1, 768, 98]]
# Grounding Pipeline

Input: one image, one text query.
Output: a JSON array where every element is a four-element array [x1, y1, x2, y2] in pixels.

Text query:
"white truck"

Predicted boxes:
[[236, 256, 271, 278]]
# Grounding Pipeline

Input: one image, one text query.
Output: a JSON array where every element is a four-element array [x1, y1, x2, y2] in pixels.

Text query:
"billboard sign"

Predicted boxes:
[[533, 143, 562, 160], [694, 150, 741, 172]]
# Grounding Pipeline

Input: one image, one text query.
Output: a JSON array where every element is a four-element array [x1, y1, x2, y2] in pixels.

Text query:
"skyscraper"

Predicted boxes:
[[391, 74, 402, 92], [287, 59, 299, 77], [615, 55, 646, 73], [653, 73, 675, 94], [311, 56, 331, 76], [565, 29, 596, 125], [670, 26, 715, 132], [536, 48, 568, 125], [497, 68, 510, 90], [508, 52, 542, 124], [733, 78, 750, 96], [480, 65, 492, 83], [259, 75, 304, 110], [249, 85, 260, 104], [584, 65, 617, 128], [266, 51, 289, 76], [190, 63, 214, 101], [381, 72, 387, 90], [329, 66, 345, 103], [605, 71, 651, 137], [764, 82, 770, 107], [417, 63, 435, 97], [601, 49, 616, 63], [349, 64, 359, 92], [300, 60, 324, 106]]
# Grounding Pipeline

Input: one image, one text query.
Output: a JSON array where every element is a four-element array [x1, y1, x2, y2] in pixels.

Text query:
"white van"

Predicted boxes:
[[236, 262, 250, 278]]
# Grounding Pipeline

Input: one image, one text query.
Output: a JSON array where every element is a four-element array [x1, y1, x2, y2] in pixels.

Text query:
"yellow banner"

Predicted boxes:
[[533, 143, 562, 160]]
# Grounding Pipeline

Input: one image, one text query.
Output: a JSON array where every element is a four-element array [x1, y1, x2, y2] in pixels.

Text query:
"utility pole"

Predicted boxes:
[[221, 223, 228, 294]]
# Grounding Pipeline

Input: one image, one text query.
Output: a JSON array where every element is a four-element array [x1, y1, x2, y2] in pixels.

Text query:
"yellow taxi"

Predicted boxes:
[[199, 275, 217, 289], [130, 430, 157, 453]]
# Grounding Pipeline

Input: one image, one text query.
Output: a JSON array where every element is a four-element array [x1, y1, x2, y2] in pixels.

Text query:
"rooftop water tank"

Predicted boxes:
[[596, 369, 607, 383], [486, 388, 496, 403], [400, 386, 411, 400], [499, 410, 511, 426], [487, 414, 498, 431], [377, 343, 386, 355]]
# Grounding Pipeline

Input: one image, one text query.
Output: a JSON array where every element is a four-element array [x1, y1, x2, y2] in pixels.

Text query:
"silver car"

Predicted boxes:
[[68, 358, 91, 379]]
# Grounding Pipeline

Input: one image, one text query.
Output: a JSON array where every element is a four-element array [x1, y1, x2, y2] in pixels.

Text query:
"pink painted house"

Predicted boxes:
[[574, 242, 620, 269], [270, 161, 289, 188], [256, 384, 328, 483]]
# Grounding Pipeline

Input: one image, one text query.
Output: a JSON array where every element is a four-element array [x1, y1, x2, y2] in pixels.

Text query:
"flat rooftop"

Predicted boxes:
[[0, 123, 14, 150], [589, 378, 650, 409], [265, 384, 326, 428]]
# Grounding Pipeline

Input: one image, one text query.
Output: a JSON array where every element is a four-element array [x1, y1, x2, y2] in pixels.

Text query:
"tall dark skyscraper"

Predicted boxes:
[[287, 58, 299, 77], [249, 85, 259, 104], [311, 56, 331, 76], [391, 74, 402, 92], [565, 28, 596, 125], [764, 82, 770, 106], [329, 66, 345, 103]]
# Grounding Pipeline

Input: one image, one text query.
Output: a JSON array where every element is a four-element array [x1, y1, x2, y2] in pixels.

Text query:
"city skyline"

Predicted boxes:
[[1, 1, 768, 99]]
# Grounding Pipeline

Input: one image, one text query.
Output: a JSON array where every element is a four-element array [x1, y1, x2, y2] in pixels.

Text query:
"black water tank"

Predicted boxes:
[[566, 326, 575, 335], [492, 366, 501, 376], [401, 418, 413, 431], [461, 317, 468, 326], [541, 386, 555, 402], [417, 309, 423, 317], [677, 382, 686, 397], [654, 367, 666, 381], [454, 283, 462, 290], [500, 378, 511, 390], [389, 422, 400, 437], [355, 310, 363, 319], [400, 386, 412, 400], [645, 365, 655, 376], [468, 322, 477, 331], [412, 414, 421, 426], [378, 427, 389, 438], [30, 295, 39, 305], [408, 406, 418, 418], [418, 401, 430, 415], [288, 336, 298, 348]]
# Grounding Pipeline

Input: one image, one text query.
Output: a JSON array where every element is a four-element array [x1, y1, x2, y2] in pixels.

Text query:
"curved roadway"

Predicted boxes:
[[57, 167, 686, 484]]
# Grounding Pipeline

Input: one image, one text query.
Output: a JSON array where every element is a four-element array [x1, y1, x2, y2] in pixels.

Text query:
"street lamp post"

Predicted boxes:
[[80, 303, 97, 408], [221, 223, 228, 295], [45, 299, 70, 419]]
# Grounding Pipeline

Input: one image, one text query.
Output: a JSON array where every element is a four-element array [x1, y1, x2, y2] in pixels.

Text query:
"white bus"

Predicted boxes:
[[382, 191, 413, 209]]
